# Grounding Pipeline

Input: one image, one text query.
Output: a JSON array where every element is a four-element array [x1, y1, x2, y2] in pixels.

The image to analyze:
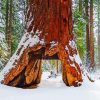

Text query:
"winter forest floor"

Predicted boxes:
[[0, 72, 100, 100]]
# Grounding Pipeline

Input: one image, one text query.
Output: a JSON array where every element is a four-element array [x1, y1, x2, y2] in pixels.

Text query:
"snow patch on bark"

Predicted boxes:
[[74, 54, 82, 66], [70, 63, 76, 67], [50, 41, 58, 48], [27, 18, 34, 29], [40, 39, 45, 45], [69, 40, 76, 49], [65, 40, 82, 68], [69, 55, 74, 61], [65, 45, 68, 51]]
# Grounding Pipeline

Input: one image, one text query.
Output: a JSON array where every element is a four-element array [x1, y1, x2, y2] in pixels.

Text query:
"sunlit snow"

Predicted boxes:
[[0, 72, 100, 100]]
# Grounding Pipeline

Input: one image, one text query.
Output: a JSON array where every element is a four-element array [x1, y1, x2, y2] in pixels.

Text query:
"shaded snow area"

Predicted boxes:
[[0, 72, 100, 100]]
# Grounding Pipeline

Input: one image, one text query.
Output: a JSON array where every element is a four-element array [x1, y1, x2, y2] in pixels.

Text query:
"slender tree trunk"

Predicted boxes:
[[79, 0, 82, 15], [54, 60, 59, 74], [5, 0, 9, 49], [85, 0, 90, 68], [56, 60, 59, 74], [23, 0, 28, 30], [5, 0, 12, 57], [98, 0, 100, 67], [90, 0, 94, 70], [9, 0, 12, 55]]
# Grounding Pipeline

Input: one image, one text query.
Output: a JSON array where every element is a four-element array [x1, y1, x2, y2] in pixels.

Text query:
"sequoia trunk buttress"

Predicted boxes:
[[0, 0, 83, 88]]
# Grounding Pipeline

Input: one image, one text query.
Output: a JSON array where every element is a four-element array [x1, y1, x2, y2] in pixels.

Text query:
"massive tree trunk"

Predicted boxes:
[[0, 0, 83, 88]]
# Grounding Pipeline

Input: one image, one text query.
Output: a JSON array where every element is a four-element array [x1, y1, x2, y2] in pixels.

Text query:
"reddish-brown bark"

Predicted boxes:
[[90, 0, 94, 69], [0, 0, 83, 88]]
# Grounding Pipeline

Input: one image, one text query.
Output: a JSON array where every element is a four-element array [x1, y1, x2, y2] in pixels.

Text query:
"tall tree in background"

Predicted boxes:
[[85, 0, 91, 69], [84, 0, 95, 70], [12, 0, 27, 54], [98, 0, 100, 67], [73, 0, 86, 59], [5, 0, 12, 57], [0, 0, 9, 69], [79, 0, 82, 15], [0, 0, 28, 68], [90, 0, 95, 69]]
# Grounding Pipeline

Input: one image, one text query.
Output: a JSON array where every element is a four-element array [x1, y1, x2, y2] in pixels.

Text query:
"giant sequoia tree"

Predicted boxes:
[[0, 0, 83, 88]]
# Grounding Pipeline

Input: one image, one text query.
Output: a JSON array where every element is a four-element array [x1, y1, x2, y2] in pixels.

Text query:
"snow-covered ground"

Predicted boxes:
[[0, 72, 100, 100]]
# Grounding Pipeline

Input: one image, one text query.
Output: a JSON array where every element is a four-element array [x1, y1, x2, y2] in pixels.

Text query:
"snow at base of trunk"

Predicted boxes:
[[0, 72, 100, 100]]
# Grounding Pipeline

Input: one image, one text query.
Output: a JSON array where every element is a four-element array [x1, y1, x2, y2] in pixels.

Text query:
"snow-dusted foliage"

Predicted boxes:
[[0, 1, 8, 71], [69, 40, 76, 49], [0, 33, 9, 71]]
